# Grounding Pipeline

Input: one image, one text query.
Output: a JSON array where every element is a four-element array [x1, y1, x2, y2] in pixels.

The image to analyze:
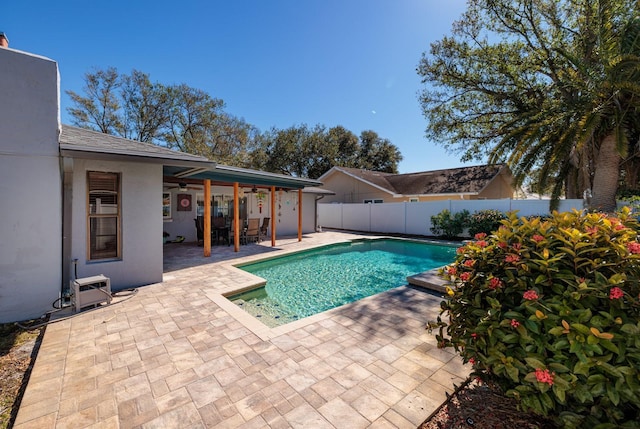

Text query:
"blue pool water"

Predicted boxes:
[[228, 239, 457, 327]]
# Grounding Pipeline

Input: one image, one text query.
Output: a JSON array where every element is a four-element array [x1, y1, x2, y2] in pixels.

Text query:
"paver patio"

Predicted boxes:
[[14, 231, 469, 428]]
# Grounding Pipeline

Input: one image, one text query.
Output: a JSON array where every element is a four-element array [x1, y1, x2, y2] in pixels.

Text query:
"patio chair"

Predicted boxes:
[[194, 217, 204, 246], [259, 217, 270, 241], [244, 218, 261, 244], [213, 215, 228, 245], [228, 219, 247, 245]]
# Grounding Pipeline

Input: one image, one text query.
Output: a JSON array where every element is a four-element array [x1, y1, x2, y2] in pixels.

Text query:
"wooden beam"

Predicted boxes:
[[271, 186, 276, 246], [298, 188, 303, 241], [233, 182, 240, 252], [204, 179, 211, 257]]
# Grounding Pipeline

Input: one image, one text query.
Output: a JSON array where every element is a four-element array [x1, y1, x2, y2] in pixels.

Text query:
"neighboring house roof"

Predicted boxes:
[[59, 124, 323, 189], [319, 164, 511, 197]]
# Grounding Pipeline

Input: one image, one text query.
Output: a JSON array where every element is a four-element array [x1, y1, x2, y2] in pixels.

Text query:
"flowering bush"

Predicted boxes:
[[467, 209, 507, 237], [430, 208, 640, 428], [430, 209, 470, 239]]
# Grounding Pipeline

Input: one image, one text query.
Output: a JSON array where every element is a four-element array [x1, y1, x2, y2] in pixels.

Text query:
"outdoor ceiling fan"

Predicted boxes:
[[164, 182, 202, 191]]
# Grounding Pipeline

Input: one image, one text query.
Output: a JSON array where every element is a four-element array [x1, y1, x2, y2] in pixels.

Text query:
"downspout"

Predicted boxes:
[[61, 157, 73, 296], [315, 194, 325, 231]]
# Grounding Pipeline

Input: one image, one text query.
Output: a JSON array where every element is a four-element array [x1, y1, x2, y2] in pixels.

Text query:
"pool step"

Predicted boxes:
[[407, 269, 448, 293]]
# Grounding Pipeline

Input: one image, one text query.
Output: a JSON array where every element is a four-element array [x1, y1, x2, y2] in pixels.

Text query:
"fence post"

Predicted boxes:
[[404, 202, 408, 234]]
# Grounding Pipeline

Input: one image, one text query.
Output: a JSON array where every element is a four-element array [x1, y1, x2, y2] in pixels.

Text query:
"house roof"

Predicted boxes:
[[166, 164, 323, 190], [59, 125, 214, 168], [320, 164, 510, 196], [59, 125, 323, 190]]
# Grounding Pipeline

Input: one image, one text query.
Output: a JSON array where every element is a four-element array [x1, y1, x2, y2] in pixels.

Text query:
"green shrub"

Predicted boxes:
[[467, 209, 507, 237], [430, 208, 640, 428], [430, 209, 470, 239]]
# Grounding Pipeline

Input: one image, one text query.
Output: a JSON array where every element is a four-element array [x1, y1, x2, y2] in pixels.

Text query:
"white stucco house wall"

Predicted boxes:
[[0, 47, 62, 323], [0, 44, 323, 323]]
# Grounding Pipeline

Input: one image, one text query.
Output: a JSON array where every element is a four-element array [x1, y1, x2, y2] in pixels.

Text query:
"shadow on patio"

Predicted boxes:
[[162, 241, 284, 273]]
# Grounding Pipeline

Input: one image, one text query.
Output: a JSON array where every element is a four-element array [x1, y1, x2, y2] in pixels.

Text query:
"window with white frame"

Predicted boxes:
[[87, 171, 120, 260]]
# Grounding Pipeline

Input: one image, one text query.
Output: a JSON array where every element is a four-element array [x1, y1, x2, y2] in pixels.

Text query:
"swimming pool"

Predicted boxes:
[[227, 238, 457, 327]]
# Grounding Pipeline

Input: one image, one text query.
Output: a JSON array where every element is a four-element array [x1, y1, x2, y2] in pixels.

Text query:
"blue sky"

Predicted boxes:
[[4, 0, 472, 173]]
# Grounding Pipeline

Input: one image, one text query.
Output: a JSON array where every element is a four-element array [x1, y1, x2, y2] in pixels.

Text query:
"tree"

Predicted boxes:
[[160, 84, 225, 155], [66, 68, 256, 165], [67, 68, 404, 177], [327, 125, 360, 168], [358, 130, 402, 173], [119, 70, 169, 142], [418, 0, 640, 211], [67, 67, 122, 134], [250, 125, 402, 178]]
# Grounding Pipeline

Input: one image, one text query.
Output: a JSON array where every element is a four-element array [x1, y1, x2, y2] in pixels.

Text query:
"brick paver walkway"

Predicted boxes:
[[14, 232, 468, 428]]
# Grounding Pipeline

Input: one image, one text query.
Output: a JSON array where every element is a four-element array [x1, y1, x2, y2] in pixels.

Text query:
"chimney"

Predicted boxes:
[[0, 32, 9, 48]]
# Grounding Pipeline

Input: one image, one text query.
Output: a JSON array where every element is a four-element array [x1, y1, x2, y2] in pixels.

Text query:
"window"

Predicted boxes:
[[197, 193, 247, 220], [87, 171, 120, 260], [363, 199, 384, 204], [162, 192, 171, 219], [409, 198, 419, 203]]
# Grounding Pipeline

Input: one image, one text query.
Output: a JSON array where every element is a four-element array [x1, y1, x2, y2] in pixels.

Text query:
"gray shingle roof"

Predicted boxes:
[[59, 125, 323, 189], [331, 165, 509, 196], [59, 125, 214, 166]]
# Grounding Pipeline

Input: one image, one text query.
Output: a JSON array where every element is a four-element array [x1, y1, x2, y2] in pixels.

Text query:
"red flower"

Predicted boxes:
[[446, 266, 457, 276], [512, 243, 522, 251], [510, 319, 520, 328], [474, 232, 487, 240], [505, 254, 520, 263], [497, 242, 507, 249], [627, 242, 640, 254], [532, 234, 544, 243], [523, 290, 539, 301], [471, 333, 478, 339], [488, 277, 503, 290], [476, 240, 488, 248], [468, 357, 476, 365], [610, 287, 624, 300], [463, 259, 475, 267], [456, 246, 466, 254], [535, 368, 555, 386], [460, 272, 471, 282], [586, 226, 598, 235]]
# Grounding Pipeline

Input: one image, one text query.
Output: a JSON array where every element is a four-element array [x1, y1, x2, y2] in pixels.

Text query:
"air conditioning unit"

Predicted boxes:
[[72, 274, 112, 312]]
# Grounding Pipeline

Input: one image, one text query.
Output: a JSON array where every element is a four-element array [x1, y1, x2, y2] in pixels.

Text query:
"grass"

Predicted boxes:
[[0, 322, 44, 429]]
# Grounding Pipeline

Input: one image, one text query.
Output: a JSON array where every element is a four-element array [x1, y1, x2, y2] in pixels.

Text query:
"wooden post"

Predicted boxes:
[[271, 186, 276, 246], [204, 179, 211, 257], [233, 182, 240, 252], [298, 188, 303, 241]]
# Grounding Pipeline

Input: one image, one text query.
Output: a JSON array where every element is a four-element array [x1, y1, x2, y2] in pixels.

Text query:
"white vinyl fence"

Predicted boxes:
[[318, 199, 584, 237]]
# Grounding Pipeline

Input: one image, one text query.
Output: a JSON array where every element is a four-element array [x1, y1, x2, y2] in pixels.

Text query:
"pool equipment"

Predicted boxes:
[[71, 274, 112, 312]]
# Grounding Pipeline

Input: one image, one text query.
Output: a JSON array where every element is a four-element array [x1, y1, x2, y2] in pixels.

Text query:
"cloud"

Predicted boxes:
[[371, 110, 377, 114]]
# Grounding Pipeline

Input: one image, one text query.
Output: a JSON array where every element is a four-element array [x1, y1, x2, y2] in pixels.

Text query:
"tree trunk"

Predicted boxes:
[[591, 133, 621, 212], [565, 170, 578, 199], [621, 157, 640, 191]]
